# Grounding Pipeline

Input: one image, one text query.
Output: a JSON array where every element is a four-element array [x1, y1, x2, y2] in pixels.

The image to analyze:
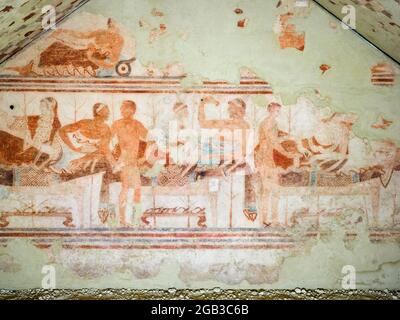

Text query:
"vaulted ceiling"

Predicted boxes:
[[315, 0, 400, 63], [0, 0, 89, 64], [0, 0, 399, 66]]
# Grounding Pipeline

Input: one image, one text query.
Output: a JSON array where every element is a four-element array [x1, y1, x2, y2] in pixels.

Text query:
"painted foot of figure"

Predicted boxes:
[[119, 220, 134, 228], [132, 204, 145, 228]]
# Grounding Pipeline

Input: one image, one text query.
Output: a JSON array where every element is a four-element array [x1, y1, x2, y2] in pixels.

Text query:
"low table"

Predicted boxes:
[[0, 210, 75, 228]]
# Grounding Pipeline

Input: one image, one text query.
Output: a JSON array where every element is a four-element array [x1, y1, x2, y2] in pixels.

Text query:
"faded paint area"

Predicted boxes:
[[0, 0, 399, 290], [275, 12, 306, 51]]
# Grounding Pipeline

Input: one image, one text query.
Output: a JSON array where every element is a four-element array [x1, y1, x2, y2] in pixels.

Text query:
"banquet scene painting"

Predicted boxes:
[[0, 0, 399, 291]]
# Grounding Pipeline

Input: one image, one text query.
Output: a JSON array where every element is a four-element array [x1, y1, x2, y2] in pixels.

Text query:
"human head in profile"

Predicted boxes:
[[0, 96, 62, 172]]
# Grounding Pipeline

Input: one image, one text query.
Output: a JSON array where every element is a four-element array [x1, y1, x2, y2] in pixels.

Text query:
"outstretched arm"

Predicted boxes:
[[198, 96, 213, 128], [267, 126, 300, 159], [198, 96, 238, 129], [273, 140, 297, 158], [59, 121, 86, 153]]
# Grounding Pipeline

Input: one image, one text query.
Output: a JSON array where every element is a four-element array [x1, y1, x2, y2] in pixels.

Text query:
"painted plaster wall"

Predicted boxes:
[[82, 0, 400, 142], [0, 0, 399, 290]]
